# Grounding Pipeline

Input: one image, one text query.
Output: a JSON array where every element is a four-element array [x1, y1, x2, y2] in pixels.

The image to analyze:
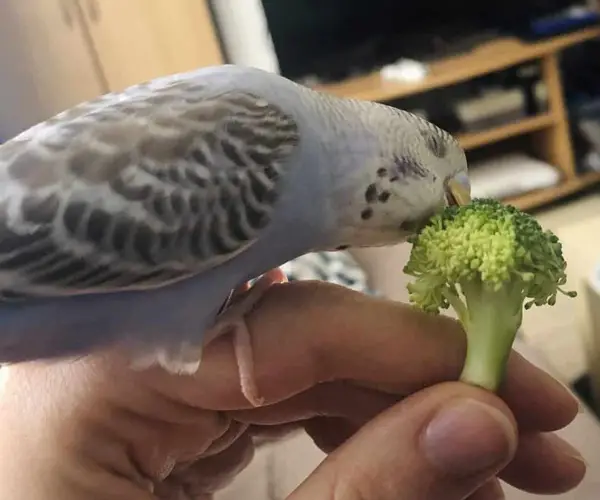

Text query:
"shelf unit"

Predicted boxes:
[[457, 113, 556, 151], [315, 27, 600, 211]]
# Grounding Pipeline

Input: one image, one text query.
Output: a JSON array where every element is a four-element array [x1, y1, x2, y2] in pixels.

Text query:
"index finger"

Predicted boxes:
[[163, 280, 578, 430]]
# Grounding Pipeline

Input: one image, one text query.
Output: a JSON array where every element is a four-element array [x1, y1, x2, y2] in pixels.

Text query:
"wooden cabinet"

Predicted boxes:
[[0, 0, 223, 138], [144, 0, 225, 77], [77, 0, 224, 92], [77, 0, 172, 92], [1, 0, 106, 134]]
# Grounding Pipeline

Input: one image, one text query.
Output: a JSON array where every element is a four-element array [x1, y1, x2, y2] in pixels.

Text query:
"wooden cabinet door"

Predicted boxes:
[[2, 0, 107, 128], [145, 0, 224, 74], [77, 0, 172, 91], [78, 0, 224, 92]]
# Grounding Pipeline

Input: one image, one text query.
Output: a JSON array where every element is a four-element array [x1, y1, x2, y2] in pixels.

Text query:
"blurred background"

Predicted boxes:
[[4, 1, 600, 497]]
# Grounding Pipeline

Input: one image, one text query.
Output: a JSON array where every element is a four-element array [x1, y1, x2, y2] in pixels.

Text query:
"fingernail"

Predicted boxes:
[[550, 374, 581, 408], [545, 433, 588, 467], [423, 399, 517, 477], [470, 479, 505, 500]]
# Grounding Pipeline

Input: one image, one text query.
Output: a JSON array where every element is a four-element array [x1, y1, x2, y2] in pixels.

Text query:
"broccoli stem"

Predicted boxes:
[[457, 280, 524, 392]]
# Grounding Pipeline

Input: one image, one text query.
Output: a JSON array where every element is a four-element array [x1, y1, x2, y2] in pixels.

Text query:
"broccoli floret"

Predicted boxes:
[[403, 198, 577, 392]]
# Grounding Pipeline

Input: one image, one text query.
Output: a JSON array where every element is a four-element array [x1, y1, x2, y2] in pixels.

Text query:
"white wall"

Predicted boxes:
[[211, 0, 280, 73]]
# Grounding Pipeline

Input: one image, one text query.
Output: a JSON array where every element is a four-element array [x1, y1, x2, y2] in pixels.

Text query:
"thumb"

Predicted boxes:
[[289, 382, 518, 500]]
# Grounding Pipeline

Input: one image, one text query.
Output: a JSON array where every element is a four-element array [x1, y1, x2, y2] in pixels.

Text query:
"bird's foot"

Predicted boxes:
[[205, 267, 288, 407], [129, 268, 287, 406]]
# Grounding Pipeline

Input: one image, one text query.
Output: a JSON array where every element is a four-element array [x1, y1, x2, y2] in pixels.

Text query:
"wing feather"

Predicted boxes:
[[0, 79, 300, 299]]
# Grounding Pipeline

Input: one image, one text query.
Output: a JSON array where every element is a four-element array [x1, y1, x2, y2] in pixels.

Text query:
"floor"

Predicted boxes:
[[522, 191, 600, 384]]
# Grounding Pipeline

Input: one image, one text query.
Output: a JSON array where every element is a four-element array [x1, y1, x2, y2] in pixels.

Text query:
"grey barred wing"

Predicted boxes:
[[0, 86, 300, 299]]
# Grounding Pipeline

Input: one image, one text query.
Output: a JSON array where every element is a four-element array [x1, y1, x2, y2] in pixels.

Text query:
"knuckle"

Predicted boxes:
[[329, 467, 377, 500]]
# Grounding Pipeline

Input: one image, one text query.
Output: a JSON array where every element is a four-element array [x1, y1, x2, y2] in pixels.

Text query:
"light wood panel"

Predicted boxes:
[[533, 54, 577, 178], [458, 113, 556, 150], [145, 0, 224, 74], [78, 0, 172, 91], [0, 0, 224, 138], [79, 0, 223, 92], [505, 171, 600, 211], [5, 0, 106, 119]]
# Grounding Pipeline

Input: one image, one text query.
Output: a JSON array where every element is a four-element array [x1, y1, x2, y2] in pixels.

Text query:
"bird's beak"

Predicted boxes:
[[445, 175, 471, 207]]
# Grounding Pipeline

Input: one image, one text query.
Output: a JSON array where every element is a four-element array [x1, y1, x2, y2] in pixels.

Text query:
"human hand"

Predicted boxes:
[[0, 281, 585, 499]]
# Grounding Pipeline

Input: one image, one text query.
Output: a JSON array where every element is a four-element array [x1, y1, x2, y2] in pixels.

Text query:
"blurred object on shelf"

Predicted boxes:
[[527, 5, 600, 38], [380, 59, 428, 83], [583, 151, 600, 171], [576, 97, 600, 152], [534, 80, 549, 109], [572, 96, 600, 172], [455, 88, 526, 132], [469, 152, 561, 200]]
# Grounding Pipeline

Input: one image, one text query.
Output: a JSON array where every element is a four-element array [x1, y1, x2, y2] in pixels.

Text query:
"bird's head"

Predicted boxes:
[[325, 102, 471, 250]]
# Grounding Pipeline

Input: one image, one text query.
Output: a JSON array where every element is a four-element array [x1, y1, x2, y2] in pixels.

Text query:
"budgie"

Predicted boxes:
[[0, 65, 471, 405]]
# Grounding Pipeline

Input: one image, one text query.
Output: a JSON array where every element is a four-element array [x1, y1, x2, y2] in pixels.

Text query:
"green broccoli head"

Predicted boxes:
[[403, 198, 576, 391]]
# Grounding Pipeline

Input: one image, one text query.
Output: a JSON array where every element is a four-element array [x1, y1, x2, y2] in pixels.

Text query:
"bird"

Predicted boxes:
[[0, 64, 471, 406]]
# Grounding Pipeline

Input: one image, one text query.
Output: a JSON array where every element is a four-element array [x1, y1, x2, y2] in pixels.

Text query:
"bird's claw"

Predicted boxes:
[[205, 268, 288, 406], [129, 268, 288, 407]]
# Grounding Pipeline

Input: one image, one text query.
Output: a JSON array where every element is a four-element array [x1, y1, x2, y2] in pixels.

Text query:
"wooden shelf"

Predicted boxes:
[[314, 27, 600, 102], [313, 26, 600, 212], [458, 113, 556, 150], [505, 171, 600, 211]]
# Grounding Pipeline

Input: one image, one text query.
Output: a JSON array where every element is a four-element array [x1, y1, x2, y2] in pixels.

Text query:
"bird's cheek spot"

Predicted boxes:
[[378, 191, 391, 203], [361, 208, 374, 221], [364, 183, 378, 204]]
